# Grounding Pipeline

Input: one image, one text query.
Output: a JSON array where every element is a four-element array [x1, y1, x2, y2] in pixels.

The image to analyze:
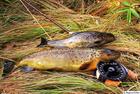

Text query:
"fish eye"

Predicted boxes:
[[103, 49, 112, 55]]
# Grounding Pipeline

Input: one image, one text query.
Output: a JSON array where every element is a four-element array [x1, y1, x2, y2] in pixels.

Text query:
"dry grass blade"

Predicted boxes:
[[0, 0, 140, 94], [22, 0, 71, 33], [25, 75, 122, 94], [19, 0, 52, 39]]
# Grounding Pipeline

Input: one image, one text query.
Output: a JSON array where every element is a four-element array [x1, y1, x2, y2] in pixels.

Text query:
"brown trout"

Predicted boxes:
[[16, 48, 120, 72], [37, 31, 115, 48]]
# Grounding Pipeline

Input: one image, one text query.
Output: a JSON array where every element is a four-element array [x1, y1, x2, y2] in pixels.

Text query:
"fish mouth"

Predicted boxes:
[[99, 33, 116, 44], [106, 33, 116, 42], [102, 48, 121, 60]]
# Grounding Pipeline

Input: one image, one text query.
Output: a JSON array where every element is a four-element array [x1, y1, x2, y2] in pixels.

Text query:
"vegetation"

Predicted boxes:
[[0, 0, 140, 94], [115, 1, 140, 23]]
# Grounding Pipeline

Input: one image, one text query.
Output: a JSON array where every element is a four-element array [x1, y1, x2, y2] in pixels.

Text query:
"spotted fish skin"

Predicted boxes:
[[17, 48, 120, 71], [38, 31, 116, 48]]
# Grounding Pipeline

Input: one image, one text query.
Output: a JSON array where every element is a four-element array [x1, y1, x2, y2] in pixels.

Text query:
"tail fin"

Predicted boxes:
[[37, 37, 48, 47], [0, 60, 16, 77]]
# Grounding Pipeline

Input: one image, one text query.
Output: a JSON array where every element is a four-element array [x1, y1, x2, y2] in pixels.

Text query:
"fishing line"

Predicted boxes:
[[19, 0, 52, 39], [20, 0, 71, 34]]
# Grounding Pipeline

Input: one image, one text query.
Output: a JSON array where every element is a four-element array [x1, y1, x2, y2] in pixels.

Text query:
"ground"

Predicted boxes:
[[0, 0, 140, 94]]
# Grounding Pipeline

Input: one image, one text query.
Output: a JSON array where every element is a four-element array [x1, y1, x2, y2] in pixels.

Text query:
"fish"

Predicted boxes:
[[15, 48, 120, 72], [0, 60, 15, 78], [37, 31, 116, 48]]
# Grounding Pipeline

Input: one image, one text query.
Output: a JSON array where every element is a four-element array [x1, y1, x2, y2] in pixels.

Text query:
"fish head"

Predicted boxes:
[[100, 49, 120, 61], [93, 32, 115, 46]]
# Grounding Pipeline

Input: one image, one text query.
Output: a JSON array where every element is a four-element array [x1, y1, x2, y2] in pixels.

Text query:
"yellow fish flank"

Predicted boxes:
[[17, 48, 120, 71]]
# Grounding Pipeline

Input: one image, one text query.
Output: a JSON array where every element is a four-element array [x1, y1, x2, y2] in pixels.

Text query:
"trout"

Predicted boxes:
[[16, 48, 120, 72], [37, 31, 115, 48]]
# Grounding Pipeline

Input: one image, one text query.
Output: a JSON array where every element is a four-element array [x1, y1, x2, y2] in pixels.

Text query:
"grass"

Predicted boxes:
[[0, 0, 140, 94], [27, 76, 121, 94], [0, 71, 122, 94]]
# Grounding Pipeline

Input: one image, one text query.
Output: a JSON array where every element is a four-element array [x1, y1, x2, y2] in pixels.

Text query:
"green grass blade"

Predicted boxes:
[[114, 8, 129, 14], [130, 8, 140, 18], [127, 9, 132, 23], [122, 1, 132, 7], [26, 76, 122, 94]]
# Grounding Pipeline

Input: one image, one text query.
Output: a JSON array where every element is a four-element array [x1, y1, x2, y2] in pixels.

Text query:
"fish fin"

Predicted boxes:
[[2, 60, 16, 77], [37, 37, 48, 47], [20, 66, 34, 72], [79, 62, 91, 70], [69, 32, 82, 36], [79, 58, 100, 71], [85, 58, 100, 71]]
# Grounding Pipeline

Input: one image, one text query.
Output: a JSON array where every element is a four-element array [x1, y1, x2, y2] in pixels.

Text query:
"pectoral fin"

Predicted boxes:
[[37, 37, 48, 47], [79, 62, 91, 70], [79, 58, 100, 71]]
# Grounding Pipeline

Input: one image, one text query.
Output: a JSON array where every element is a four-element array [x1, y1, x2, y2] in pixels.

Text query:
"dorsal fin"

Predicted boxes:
[[69, 32, 82, 36], [37, 37, 48, 47]]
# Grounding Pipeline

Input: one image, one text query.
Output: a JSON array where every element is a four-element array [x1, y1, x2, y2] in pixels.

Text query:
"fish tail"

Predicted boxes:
[[37, 37, 48, 47], [0, 59, 16, 77]]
